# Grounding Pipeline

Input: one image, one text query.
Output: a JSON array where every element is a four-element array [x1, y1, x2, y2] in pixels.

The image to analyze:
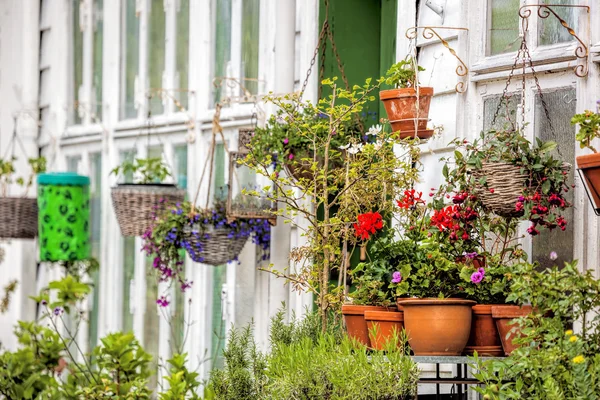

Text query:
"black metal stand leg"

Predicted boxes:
[[457, 363, 463, 398], [436, 363, 440, 400]]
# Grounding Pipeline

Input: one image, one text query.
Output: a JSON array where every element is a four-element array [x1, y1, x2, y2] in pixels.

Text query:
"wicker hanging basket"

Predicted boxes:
[[0, 197, 38, 239], [182, 224, 248, 266], [472, 162, 528, 218], [111, 184, 186, 236]]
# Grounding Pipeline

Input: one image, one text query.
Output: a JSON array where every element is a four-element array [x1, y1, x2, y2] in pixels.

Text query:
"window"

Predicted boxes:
[[148, 0, 166, 115], [176, 0, 190, 110], [172, 144, 188, 351], [482, 94, 521, 131], [119, 150, 136, 333], [93, 0, 104, 120], [212, 0, 260, 106], [487, 0, 520, 56], [121, 0, 140, 120], [532, 88, 576, 269], [88, 152, 102, 350], [537, 0, 577, 46], [72, 0, 84, 124]]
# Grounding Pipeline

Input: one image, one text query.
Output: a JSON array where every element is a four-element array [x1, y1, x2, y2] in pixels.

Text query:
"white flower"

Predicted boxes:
[[339, 143, 350, 150], [347, 143, 363, 154], [367, 124, 382, 136], [373, 140, 384, 150]]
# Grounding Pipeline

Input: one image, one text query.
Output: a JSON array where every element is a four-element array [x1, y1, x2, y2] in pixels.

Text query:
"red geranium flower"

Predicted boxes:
[[396, 189, 425, 209], [354, 211, 384, 240]]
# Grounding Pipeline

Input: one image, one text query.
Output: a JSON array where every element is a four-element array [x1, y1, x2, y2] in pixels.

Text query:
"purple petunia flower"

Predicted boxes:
[[465, 251, 478, 260], [478, 267, 485, 276], [391, 271, 402, 284], [470, 271, 484, 284], [53, 307, 63, 316]]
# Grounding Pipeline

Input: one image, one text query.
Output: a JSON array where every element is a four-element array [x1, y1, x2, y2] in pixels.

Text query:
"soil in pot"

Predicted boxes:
[[577, 153, 600, 213], [463, 304, 504, 356], [379, 87, 434, 139], [397, 298, 475, 356], [342, 304, 390, 347], [492, 305, 533, 356], [364, 310, 404, 351]]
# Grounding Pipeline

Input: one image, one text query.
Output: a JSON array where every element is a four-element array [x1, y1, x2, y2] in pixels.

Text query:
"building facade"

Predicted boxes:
[[0, 0, 599, 392]]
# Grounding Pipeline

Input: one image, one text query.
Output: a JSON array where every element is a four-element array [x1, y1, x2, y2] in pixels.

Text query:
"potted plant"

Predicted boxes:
[[380, 59, 433, 140], [571, 110, 600, 212], [0, 156, 46, 239], [110, 157, 186, 236]]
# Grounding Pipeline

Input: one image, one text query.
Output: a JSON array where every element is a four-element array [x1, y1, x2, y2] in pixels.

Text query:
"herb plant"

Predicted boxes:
[[111, 157, 172, 184], [0, 156, 46, 197], [571, 110, 600, 153], [384, 59, 425, 88]]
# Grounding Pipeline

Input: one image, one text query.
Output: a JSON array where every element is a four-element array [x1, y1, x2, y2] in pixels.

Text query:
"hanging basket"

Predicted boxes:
[[472, 162, 528, 218], [0, 197, 38, 239], [182, 224, 248, 266], [111, 184, 186, 237]]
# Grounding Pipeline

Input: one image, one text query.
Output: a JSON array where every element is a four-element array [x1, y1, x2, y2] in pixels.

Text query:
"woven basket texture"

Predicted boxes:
[[111, 185, 186, 237], [472, 162, 527, 218], [0, 197, 38, 239], [183, 225, 248, 266]]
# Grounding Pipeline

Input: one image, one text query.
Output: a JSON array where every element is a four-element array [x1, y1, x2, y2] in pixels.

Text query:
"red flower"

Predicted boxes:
[[354, 211, 384, 240], [396, 189, 425, 209], [430, 207, 454, 231]]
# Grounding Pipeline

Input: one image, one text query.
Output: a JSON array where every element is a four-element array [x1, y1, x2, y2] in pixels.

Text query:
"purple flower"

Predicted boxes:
[[41, 299, 47, 306], [156, 296, 170, 308], [550, 251, 558, 261], [283, 138, 289, 145], [288, 154, 294, 160], [478, 267, 485, 277], [181, 280, 193, 292], [470, 271, 484, 284], [391, 271, 402, 283], [53, 307, 63, 316], [465, 251, 478, 260]]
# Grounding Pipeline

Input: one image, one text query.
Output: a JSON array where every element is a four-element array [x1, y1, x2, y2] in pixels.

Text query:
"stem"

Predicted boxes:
[[47, 313, 93, 385], [58, 313, 98, 384]]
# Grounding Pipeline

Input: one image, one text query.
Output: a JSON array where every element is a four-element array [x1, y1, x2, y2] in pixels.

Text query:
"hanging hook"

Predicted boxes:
[[563, 93, 576, 105]]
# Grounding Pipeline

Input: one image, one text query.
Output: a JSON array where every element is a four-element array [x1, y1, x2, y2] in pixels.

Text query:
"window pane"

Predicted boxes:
[[119, 151, 136, 333], [88, 153, 102, 350], [488, 0, 520, 56], [532, 88, 576, 269], [241, 0, 260, 96], [122, 0, 139, 120], [538, 0, 577, 46], [176, 0, 189, 110], [482, 94, 521, 131], [172, 145, 188, 351], [73, 0, 84, 124], [211, 266, 227, 369], [144, 263, 160, 391], [212, 0, 232, 106], [66, 155, 82, 173], [148, 0, 166, 115], [93, 0, 103, 120]]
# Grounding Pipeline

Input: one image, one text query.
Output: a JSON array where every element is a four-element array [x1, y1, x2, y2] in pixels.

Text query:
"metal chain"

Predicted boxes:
[[490, 44, 521, 129], [300, 22, 328, 100]]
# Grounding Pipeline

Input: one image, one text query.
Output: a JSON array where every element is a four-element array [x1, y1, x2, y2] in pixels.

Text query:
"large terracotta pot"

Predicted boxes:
[[577, 153, 600, 213], [364, 309, 404, 351], [341, 304, 389, 347], [397, 298, 476, 356], [464, 304, 504, 356], [492, 305, 532, 356], [379, 87, 434, 139]]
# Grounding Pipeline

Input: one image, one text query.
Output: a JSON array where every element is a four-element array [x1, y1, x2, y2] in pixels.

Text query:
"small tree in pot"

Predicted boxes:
[[572, 110, 600, 213]]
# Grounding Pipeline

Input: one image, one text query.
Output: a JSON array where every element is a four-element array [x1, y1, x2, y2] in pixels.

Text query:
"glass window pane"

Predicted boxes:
[[93, 0, 103, 120], [482, 94, 521, 131], [148, 0, 166, 115], [488, 0, 520, 56], [66, 155, 82, 173], [73, 0, 84, 124], [241, 0, 260, 96], [176, 0, 189, 110], [212, 0, 232, 106], [119, 150, 136, 333], [121, 0, 139, 120], [174, 144, 188, 190], [172, 145, 188, 351], [532, 88, 576, 269], [211, 266, 227, 369], [538, 0, 577, 46], [88, 153, 102, 350], [144, 262, 160, 391]]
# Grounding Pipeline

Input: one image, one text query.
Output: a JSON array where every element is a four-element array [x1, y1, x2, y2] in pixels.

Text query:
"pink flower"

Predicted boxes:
[[549, 251, 558, 261], [283, 138, 289, 145], [288, 154, 294, 160], [156, 296, 170, 307], [470, 271, 484, 284], [391, 271, 402, 283]]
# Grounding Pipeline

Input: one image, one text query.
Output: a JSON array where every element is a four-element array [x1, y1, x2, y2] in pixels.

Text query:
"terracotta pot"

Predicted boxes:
[[397, 298, 476, 356], [342, 304, 389, 347], [577, 153, 600, 212], [364, 310, 404, 350], [492, 305, 532, 356], [464, 304, 504, 356], [379, 87, 434, 139]]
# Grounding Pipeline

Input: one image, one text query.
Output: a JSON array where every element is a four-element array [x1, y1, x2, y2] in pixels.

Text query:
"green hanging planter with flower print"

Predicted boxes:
[[37, 173, 90, 262]]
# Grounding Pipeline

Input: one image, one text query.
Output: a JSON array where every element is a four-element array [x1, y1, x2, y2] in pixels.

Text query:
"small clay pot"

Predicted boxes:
[[364, 310, 404, 350], [577, 153, 600, 212], [379, 87, 434, 139], [492, 305, 533, 356], [341, 304, 389, 347], [397, 298, 476, 356], [463, 304, 504, 356]]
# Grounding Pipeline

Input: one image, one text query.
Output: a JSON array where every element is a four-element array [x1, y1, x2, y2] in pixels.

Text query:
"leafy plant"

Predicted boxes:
[[0, 156, 46, 197], [111, 157, 172, 184], [159, 353, 201, 400], [384, 59, 425, 89], [571, 110, 600, 153]]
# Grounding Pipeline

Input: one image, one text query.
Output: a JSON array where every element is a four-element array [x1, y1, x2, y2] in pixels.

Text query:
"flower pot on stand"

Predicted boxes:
[[463, 304, 504, 356], [364, 309, 404, 351], [577, 153, 600, 213], [397, 298, 475, 356], [492, 305, 532, 356], [379, 87, 434, 140], [341, 304, 389, 347]]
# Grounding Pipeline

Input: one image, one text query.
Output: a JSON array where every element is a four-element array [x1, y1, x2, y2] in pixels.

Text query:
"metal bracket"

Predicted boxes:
[[519, 4, 590, 77], [406, 26, 469, 93]]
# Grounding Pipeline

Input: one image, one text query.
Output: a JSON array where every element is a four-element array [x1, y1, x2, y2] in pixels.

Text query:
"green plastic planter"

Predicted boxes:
[[37, 173, 90, 262]]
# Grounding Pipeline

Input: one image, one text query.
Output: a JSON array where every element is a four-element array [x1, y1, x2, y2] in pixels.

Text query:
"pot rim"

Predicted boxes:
[[491, 304, 533, 318], [576, 152, 600, 169], [472, 304, 505, 314], [397, 298, 476, 306], [341, 304, 390, 315], [364, 310, 403, 322], [379, 87, 434, 100]]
